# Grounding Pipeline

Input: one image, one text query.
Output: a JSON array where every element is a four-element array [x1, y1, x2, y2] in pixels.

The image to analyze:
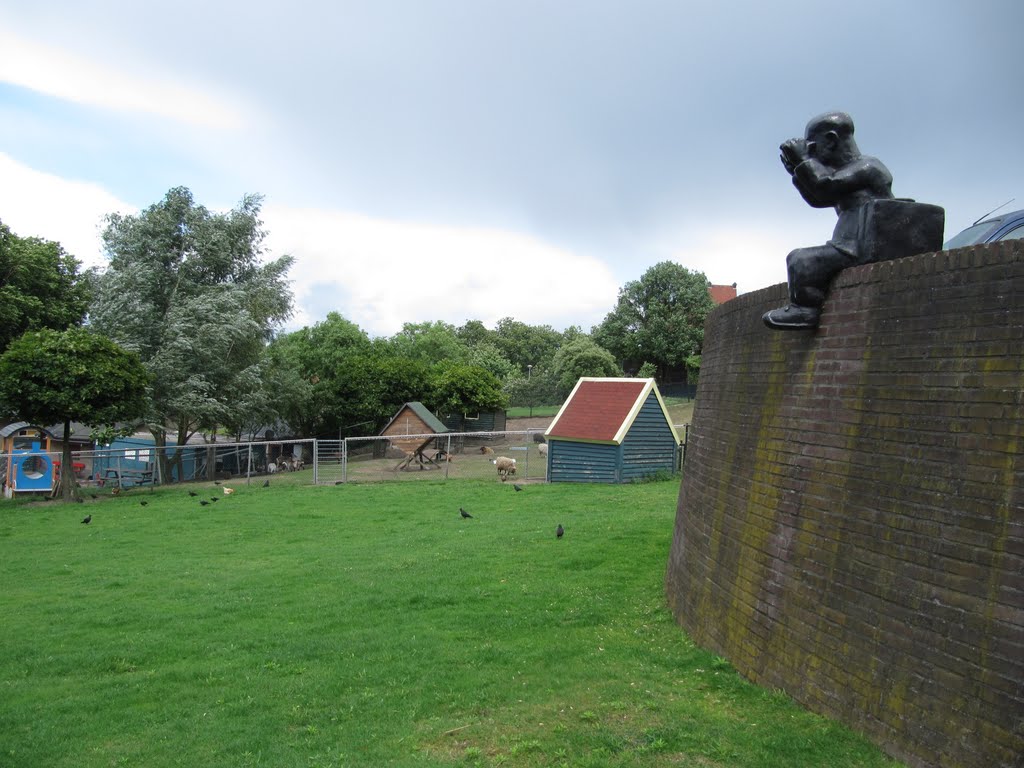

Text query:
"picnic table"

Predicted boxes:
[[103, 468, 155, 487]]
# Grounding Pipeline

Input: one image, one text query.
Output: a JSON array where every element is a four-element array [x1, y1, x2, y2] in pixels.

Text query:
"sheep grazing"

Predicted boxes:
[[491, 456, 517, 481], [537, 443, 549, 458], [479, 446, 494, 455]]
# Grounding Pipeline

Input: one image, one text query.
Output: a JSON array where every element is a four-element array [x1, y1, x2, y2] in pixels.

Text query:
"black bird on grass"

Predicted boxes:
[[513, 484, 523, 492], [210, 497, 219, 503], [199, 500, 209, 506], [263, 479, 270, 488], [81, 514, 91, 524], [213, 480, 222, 485], [140, 501, 148, 506], [556, 524, 564, 539], [188, 491, 198, 497], [460, 507, 473, 519]]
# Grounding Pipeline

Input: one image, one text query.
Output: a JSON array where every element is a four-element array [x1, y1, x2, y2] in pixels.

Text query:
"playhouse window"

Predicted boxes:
[[21, 455, 47, 479]]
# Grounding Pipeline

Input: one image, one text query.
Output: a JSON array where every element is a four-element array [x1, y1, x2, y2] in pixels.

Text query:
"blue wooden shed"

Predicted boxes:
[[544, 377, 680, 483]]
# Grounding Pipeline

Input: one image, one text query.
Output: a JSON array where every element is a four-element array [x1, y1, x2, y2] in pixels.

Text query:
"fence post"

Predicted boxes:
[[342, 439, 348, 484], [312, 439, 318, 485]]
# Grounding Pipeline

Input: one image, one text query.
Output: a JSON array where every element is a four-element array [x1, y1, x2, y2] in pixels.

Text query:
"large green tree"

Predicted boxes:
[[428, 362, 508, 418], [89, 187, 293, 477], [0, 328, 149, 500], [0, 219, 92, 352], [387, 321, 466, 364], [593, 261, 714, 382], [267, 313, 374, 437], [551, 337, 621, 397], [493, 318, 564, 374]]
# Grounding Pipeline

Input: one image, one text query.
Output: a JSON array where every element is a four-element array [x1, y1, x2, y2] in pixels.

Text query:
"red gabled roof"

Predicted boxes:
[[545, 378, 651, 443], [709, 283, 737, 304]]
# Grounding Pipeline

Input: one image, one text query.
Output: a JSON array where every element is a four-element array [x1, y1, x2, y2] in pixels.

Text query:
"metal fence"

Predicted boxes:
[[0, 429, 551, 496], [0, 423, 696, 496], [322, 429, 547, 484]]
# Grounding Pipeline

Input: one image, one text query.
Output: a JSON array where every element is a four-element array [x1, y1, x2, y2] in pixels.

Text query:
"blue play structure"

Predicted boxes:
[[9, 441, 56, 493]]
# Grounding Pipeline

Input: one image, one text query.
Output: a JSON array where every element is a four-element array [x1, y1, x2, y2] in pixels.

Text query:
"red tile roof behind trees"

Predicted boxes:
[[709, 283, 738, 304], [546, 379, 648, 442]]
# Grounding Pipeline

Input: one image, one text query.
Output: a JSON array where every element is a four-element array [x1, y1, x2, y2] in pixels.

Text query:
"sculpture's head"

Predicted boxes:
[[804, 111, 858, 166]]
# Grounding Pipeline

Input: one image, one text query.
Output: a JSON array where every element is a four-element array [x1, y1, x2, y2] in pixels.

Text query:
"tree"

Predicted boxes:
[[0, 219, 92, 352], [428, 362, 508, 417], [455, 319, 493, 347], [89, 187, 293, 478], [551, 337, 620, 396], [503, 367, 560, 413], [360, 354, 433, 432], [387, 321, 466, 364], [593, 261, 715, 382], [0, 328, 149, 500], [493, 318, 563, 374], [463, 341, 517, 381], [267, 313, 373, 437]]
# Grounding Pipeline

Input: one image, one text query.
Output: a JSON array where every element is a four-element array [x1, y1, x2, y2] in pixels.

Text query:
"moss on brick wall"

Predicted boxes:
[[665, 240, 1023, 768]]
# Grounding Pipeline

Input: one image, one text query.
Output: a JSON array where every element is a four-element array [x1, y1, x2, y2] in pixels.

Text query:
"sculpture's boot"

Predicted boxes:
[[762, 303, 821, 330]]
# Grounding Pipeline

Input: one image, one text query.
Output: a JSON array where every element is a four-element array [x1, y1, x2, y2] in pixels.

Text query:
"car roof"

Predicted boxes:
[[943, 208, 1024, 249]]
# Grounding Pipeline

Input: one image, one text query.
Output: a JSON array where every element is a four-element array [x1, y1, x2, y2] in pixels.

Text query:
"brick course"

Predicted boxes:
[[665, 240, 1023, 768]]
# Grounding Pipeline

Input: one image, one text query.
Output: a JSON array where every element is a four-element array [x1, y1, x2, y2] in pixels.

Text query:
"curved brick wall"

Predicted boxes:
[[665, 240, 1023, 768]]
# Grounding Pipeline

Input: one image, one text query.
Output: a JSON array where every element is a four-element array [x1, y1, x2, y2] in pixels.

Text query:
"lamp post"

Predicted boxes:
[[527, 365, 533, 417]]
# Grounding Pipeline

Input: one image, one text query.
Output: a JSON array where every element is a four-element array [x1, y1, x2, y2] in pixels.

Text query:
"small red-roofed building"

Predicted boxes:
[[709, 282, 738, 305], [543, 377, 680, 483]]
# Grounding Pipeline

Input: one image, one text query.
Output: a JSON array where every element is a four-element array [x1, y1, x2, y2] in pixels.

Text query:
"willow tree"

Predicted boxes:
[[89, 187, 293, 480]]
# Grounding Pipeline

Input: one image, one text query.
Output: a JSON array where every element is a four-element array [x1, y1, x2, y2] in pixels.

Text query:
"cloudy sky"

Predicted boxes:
[[1, 1, 1021, 337]]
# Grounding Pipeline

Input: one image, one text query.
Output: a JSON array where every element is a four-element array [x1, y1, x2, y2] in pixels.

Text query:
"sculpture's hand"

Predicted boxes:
[[780, 138, 807, 174]]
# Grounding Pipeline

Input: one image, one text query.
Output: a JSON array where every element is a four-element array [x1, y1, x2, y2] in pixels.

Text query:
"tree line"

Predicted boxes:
[[0, 187, 715, 496]]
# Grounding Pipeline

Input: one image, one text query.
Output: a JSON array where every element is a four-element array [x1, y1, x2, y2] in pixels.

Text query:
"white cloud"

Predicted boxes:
[[667, 227, 791, 296], [264, 206, 622, 337], [0, 156, 619, 338], [0, 152, 133, 267], [0, 28, 244, 130]]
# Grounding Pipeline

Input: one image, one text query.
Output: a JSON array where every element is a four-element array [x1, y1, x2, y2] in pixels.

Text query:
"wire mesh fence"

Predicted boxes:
[[333, 429, 547, 484], [1, 429, 551, 496]]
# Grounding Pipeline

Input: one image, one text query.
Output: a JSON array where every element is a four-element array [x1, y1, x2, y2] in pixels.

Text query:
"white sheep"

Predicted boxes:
[[537, 443, 548, 458], [491, 456, 517, 481]]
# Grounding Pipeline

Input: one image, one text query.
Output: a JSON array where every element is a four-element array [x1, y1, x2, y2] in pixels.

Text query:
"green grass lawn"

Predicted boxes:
[[506, 405, 561, 419], [0, 481, 901, 768]]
